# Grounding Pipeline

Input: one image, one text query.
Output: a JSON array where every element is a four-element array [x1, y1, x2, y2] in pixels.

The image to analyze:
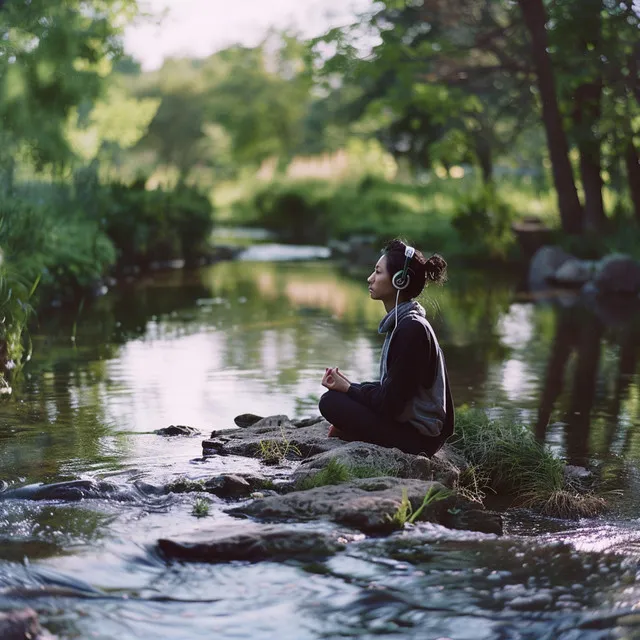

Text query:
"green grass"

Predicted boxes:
[[258, 428, 303, 464], [450, 407, 606, 518], [192, 497, 210, 518], [387, 485, 451, 528], [295, 458, 400, 491]]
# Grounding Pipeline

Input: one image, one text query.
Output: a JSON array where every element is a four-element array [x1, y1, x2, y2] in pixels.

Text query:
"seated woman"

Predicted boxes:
[[319, 239, 454, 457]]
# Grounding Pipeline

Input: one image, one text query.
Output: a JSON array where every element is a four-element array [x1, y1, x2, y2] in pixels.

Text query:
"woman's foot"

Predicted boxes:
[[327, 424, 342, 438], [328, 425, 355, 441]]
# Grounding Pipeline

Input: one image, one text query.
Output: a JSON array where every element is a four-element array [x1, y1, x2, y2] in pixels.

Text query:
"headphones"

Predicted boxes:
[[392, 245, 415, 290]]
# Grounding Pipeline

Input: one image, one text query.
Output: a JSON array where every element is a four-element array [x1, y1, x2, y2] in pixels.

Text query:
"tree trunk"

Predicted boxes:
[[572, 1, 605, 232], [518, 0, 584, 234], [575, 81, 606, 232], [625, 141, 640, 224]]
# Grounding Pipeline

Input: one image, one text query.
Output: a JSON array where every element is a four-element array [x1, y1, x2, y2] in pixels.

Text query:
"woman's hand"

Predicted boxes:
[[322, 367, 350, 393]]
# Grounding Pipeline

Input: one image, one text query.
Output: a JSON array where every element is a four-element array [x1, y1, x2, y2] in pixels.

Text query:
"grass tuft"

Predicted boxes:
[[192, 497, 210, 518], [258, 428, 303, 465], [450, 407, 606, 518], [295, 458, 400, 491]]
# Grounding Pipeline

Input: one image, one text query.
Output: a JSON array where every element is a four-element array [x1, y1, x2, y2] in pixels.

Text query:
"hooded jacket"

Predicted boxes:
[[347, 300, 454, 447]]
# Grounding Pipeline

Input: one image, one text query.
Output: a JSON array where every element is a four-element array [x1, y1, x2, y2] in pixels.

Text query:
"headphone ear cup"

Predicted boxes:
[[392, 271, 410, 290]]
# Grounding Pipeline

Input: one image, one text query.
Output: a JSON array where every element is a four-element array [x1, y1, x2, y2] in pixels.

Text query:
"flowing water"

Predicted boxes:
[[1, 249, 640, 639]]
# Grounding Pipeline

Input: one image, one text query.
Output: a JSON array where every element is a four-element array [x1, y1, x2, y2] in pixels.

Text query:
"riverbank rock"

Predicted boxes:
[[593, 254, 640, 295], [290, 441, 460, 488], [528, 246, 572, 289], [554, 258, 595, 286], [234, 413, 264, 428], [155, 425, 200, 437], [158, 522, 345, 563], [229, 477, 502, 535], [0, 608, 55, 640], [203, 415, 343, 459]]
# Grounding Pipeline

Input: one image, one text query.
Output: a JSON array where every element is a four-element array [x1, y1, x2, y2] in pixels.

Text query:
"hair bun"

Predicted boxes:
[[425, 254, 447, 285]]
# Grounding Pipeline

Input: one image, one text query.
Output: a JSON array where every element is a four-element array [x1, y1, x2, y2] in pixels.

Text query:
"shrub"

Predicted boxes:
[[102, 179, 214, 267], [451, 188, 517, 260]]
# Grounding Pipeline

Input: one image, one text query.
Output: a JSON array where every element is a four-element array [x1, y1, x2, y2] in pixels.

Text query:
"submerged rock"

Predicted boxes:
[[155, 425, 200, 437], [229, 477, 501, 535], [0, 607, 54, 640], [0, 479, 134, 502], [158, 522, 345, 563]]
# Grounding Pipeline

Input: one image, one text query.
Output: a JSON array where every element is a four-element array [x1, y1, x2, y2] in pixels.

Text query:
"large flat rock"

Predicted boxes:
[[228, 477, 500, 535], [158, 522, 345, 563]]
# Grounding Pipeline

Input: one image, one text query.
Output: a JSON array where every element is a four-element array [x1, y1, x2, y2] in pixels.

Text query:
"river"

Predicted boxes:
[[1, 248, 640, 639]]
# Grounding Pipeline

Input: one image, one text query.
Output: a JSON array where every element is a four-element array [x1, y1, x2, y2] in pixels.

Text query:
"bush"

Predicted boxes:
[[451, 188, 517, 260], [102, 180, 214, 267]]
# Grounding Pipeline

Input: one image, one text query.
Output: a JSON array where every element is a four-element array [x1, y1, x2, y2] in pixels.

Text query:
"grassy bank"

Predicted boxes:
[[0, 178, 214, 384], [216, 173, 559, 261]]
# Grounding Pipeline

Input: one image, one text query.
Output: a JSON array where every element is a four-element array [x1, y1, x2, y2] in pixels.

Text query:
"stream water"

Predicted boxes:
[[1, 249, 640, 639]]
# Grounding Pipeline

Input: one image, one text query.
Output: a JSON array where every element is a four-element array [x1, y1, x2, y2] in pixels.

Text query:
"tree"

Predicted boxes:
[[0, 0, 137, 172]]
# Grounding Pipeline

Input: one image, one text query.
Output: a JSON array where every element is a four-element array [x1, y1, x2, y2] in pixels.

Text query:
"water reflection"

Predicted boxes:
[[1, 260, 639, 487]]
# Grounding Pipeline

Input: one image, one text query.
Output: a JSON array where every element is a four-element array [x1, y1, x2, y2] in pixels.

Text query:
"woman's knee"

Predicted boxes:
[[319, 390, 339, 420]]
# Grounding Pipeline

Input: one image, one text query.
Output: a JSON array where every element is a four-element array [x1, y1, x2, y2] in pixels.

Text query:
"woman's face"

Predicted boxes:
[[367, 255, 396, 302]]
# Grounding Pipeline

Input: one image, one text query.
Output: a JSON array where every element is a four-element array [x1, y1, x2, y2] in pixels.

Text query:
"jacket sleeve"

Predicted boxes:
[[346, 320, 434, 420]]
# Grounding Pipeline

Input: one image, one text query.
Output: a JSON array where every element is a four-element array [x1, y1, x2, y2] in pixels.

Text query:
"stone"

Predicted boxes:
[[0, 607, 54, 640], [234, 413, 264, 428], [0, 479, 136, 502], [204, 474, 252, 498], [554, 258, 595, 286], [155, 425, 200, 437], [158, 522, 345, 563], [594, 254, 640, 294], [528, 246, 573, 290], [203, 415, 343, 459], [229, 477, 499, 535], [290, 441, 460, 487], [292, 416, 325, 428]]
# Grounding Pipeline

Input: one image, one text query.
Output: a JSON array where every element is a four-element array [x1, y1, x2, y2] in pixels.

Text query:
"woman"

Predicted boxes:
[[319, 239, 454, 457]]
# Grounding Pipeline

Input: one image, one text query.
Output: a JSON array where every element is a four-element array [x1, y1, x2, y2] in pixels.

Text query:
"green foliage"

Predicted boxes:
[[0, 0, 137, 168], [387, 485, 450, 528], [102, 180, 214, 266], [451, 188, 518, 260]]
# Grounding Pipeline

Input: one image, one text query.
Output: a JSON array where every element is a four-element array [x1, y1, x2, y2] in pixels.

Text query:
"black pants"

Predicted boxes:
[[319, 389, 441, 457]]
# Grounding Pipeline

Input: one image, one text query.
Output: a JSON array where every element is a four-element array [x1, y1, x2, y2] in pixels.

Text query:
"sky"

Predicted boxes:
[[124, 0, 372, 71]]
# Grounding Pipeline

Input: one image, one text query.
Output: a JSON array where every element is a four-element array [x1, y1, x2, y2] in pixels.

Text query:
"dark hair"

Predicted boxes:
[[382, 238, 447, 299]]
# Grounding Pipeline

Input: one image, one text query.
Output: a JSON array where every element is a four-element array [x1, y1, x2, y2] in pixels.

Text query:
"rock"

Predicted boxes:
[[292, 416, 325, 428], [229, 477, 496, 535], [203, 415, 343, 459], [553, 258, 595, 286], [0, 480, 135, 502], [0, 608, 54, 640], [234, 413, 264, 428], [290, 441, 460, 487], [441, 508, 503, 535], [158, 523, 345, 563], [155, 424, 200, 437], [594, 254, 640, 294], [528, 246, 573, 290], [204, 474, 252, 498]]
